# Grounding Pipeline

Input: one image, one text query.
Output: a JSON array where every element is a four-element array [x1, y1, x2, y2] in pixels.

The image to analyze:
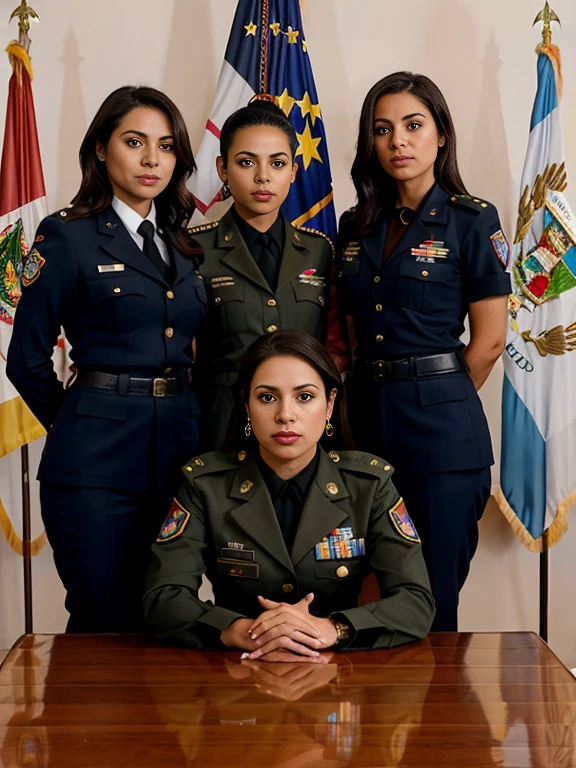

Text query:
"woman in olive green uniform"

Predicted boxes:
[[190, 99, 345, 450], [144, 331, 434, 659]]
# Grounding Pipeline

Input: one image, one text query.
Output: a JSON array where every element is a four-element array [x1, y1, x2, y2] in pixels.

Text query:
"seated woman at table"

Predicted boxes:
[[143, 331, 434, 659]]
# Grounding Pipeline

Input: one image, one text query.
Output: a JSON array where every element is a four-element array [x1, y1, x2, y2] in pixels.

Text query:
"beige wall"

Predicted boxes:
[[1, 0, 575, 662]]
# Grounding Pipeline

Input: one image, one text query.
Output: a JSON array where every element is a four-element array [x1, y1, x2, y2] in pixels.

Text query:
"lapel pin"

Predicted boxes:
[[326, 482, 338, 495], [240, 480, 254, 494]]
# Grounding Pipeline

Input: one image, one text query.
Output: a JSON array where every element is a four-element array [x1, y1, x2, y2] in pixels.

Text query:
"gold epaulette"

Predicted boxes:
[[448, 194, 490, 211], [188, 220, 220, 235], [296, 226, 335, 257]]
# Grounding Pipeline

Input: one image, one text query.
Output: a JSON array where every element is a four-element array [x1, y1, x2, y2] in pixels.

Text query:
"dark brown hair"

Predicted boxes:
[[351, 71, 468, 233], [221, 331, 355, 451], [220, 100, 298, 164], [67, 85, 197, 256]]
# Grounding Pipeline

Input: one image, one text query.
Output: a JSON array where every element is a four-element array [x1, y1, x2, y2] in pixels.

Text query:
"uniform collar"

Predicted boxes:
[[111, 196, 159, 236], [256, 449, 319, 504], [230, 205, 285, 251]]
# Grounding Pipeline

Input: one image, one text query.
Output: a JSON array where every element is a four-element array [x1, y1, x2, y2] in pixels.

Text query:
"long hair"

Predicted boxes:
[[351, 71, 468, 233], [219, 99, 298, 164], [221, 331, 355, 452], [67, 85, 197, 256]]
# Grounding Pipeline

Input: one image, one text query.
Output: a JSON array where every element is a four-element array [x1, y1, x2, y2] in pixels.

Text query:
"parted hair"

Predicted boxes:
[[66, 86, 198, 257], [219, 99, 298, 164], [221, 331, 355, 451], [351, 71, 468, 233]]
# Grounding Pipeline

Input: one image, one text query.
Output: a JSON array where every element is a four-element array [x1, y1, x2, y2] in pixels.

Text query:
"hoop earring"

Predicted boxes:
[[244, 418, 252, 437], [222, 180, 231, 199], [325, 420, 334, 437]]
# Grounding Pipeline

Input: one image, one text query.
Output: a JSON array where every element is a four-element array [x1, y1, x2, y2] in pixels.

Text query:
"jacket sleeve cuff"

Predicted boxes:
[[467, 272, 511, 303], [330, 608, 394, 651], [197, 606, 247, 633]]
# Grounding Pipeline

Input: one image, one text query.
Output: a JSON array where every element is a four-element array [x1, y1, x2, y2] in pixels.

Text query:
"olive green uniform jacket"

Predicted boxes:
[[144, 448, 435, 651], [190, 210, 344, 449]]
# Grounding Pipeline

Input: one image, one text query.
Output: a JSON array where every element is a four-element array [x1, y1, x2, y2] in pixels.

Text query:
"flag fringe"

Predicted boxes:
[[6, 42, 33, 80], [536, 42, 562, 99], [493, 487, 576, 553], [0, 495, 46, 557]]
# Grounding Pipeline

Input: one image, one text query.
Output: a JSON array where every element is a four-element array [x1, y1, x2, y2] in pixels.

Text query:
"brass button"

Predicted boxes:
[[240, 480, 254, 494], [375, 334, 384, 342], [224, 232, 233, 242], [375, 304, 383, 312], [336, 565, 349, 579], [266, 324, 278, 333], [374, 276, 381, 283], [165, 327, 174, 338], [421, 270, 429, 277], [214, 296, 222, 304], [384, 464, 391, 471], [326, 482, 338, 495], [113, 287, 121, 294], [237, 450, 247, 461], [185, 466, 193, 472], [267, 298, 277, 307], [282, 583, 294, 593], [329, 451, 340, 463], [60, 210, 68, 217], [166, 290, 175, 300]]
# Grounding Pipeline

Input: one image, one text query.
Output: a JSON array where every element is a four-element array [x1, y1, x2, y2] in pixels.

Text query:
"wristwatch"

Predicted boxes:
[[330, 618, 350, 645]]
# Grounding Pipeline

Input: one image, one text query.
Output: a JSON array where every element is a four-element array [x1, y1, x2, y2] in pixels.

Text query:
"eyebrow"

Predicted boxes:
[[120, 130, 174, 140], [254, 383, 320, 391], [234, 150, 290, 158], [374, 113, 426, 124]]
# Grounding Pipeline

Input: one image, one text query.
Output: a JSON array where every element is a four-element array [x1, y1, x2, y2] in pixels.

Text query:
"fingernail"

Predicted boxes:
[[240, 652, 250, 660]]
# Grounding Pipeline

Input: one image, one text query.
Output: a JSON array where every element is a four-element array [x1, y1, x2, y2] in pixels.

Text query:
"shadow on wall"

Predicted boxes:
[[55, 28, 87, 212], [161, 0, 217, 153]]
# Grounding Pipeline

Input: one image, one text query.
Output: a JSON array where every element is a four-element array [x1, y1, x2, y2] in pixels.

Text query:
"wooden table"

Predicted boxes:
[[0, 633, 574, 767]]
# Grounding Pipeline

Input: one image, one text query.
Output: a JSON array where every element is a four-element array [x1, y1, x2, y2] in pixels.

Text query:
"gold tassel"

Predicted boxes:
[[0, 495, 47, 557], [493, 487, 575, 553]]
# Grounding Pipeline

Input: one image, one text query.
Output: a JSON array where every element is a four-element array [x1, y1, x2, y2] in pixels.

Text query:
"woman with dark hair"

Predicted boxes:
[[7, 85, 206, 632], [144, 330, 434, 657], [190, 97, 346, 451], [338, 72, 511, 631]]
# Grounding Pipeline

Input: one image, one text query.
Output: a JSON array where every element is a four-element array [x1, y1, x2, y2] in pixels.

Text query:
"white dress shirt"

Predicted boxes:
[[111, 196, 171, 265]]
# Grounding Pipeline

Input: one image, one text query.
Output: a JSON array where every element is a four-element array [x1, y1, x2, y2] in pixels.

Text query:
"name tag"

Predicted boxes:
[[217, 558, 260, 579], [98, 263, 125, 273]]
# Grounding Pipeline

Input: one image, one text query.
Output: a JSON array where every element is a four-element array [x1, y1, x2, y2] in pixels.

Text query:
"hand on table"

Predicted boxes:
[[239, 655, 337, 700]]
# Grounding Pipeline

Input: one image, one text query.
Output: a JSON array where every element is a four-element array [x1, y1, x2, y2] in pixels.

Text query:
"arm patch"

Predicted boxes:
[[389, 499, 420, 543], [157, 499, 191, 542]]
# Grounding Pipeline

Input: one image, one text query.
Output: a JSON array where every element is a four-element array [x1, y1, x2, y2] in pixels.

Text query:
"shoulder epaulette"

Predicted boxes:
[[51, 208, 72, 221], [296, 226, 334, 257], [188, 220, 219, 235], [448, 194, 491, 212], [327, 450, 392, 476], [181, 449, 241, 480]]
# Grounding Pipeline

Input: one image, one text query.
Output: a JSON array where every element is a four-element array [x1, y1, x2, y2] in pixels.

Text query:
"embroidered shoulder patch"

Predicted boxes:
[[21, 248, 46, 286], [490, 229, 510, 268], [389, 499, 420, 543], [296, 226, 335, 256], [157, 499, 191, 543]]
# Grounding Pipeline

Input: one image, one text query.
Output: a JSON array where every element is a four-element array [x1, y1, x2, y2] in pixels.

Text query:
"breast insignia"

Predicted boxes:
[[187, 220, 220, 235]]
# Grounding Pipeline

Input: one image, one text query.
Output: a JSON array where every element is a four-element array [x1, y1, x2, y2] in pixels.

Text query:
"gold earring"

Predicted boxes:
[[325, 420, 334, 437], [244, 418, 251, 437]]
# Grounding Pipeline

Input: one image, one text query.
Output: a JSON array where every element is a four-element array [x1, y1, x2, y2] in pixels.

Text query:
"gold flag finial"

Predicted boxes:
[[8, 1, 39, 52], [533, 2, 560, 46]]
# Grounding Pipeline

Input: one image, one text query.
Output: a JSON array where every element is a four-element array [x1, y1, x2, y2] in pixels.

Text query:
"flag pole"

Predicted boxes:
[[9, 0, 39, 635], [258, 0, 269, 93]]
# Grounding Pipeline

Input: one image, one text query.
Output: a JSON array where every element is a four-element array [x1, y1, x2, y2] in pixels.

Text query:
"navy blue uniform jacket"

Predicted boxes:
[[7, 208, 206, 492]]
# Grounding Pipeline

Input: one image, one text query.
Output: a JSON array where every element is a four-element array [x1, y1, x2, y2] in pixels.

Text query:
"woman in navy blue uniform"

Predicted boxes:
[[7, 86, 206, 632], [338, 72, 511, 631]]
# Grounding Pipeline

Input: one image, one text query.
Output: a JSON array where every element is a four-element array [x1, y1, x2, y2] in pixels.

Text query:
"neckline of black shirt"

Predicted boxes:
[[382, 182, 436, 263], [231, 205, 285, 253]]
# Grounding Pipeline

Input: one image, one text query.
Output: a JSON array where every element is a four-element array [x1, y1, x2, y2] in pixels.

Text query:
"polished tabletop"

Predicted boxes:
[[0, 632, 574, 767]]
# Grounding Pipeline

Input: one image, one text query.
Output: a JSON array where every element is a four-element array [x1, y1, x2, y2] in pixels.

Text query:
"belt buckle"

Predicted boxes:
[[374, 360, 386, 382], [153, 378, 167, 397]]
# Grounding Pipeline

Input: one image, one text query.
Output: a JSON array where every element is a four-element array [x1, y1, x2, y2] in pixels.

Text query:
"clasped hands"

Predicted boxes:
[[220, 592, 337, 663]]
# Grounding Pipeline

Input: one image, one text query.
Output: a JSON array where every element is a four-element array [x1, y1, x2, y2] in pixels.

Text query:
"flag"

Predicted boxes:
[[0, 41, 47, 556], [190, 0, 336, 240], [495, 22, 576, 551]]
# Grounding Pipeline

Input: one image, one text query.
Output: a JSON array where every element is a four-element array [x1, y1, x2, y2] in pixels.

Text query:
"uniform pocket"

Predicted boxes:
[[313, 558, 364, 581], [75, 391, 127, 420], [86, 274, 147, 332], [207, 284, 248, 335], [416, 374, 468, 407], [396, 259, 459, 313], [292, 281, 327, 330]]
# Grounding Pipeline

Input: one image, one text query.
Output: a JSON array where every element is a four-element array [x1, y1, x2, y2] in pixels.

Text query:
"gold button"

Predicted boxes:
[[224, 232, 233, 242], [370, 459, 379, 466], [374, 276, 381, 283], [166, 290, 174, 300], [165, 327, 174, 338], [375, 304, 383, 312], [282, 583, 294, 593], [267, 298, 277, 307], [237, 450, 247, 462], [329, 451, 340, 463], [240, 480, 254, 494], [113, 287, 121, 294], [336, 566, 349, 579], [326, 482, 338, 495], [185, 466, 193, 472], [60, 210, 68, 217], [421, 270, 429, 277], [384, 464, 391, 471], [375, 334, 384, 342], [214, 296, 222, 304], [266, 324, 277, 333], [194, 458, 205, 467]]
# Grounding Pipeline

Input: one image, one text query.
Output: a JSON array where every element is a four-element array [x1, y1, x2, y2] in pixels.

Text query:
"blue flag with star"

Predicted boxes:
[[191, 0, 336, 240]]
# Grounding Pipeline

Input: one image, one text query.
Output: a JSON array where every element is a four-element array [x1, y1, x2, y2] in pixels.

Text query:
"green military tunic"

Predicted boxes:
[[190, 209, 335, 449], [144, 448, 435, 650]]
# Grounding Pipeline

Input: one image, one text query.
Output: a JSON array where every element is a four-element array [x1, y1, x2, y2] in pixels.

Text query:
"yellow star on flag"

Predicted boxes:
[[296, 91, 322, 126], [270, 22, 281, 36], [244, 21, 257, 36], [287, 26, 299, 44], [296, 121, 323, 170], [277, 88, 296, 117]]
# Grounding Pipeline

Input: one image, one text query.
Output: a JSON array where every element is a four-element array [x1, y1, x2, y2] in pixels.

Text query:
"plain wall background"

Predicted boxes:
[[1, 0, 575, 663]]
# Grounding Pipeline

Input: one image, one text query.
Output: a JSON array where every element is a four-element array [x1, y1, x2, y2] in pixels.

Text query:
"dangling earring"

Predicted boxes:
[[222, 180, 231, 199], [244, 418, 252, 437], [325, 420, 334, 437]]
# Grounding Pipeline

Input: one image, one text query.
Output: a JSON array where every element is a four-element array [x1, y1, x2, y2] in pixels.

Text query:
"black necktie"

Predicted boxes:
[[258, 232, 278, 292], [137, 220, 170, 281]]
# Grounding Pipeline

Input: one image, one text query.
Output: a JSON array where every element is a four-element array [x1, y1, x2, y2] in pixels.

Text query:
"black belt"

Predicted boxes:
[[355, 352, 466, 383], [77, 370, 188, 397]]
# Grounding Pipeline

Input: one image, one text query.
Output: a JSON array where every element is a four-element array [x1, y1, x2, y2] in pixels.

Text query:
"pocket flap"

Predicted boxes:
[[341, 260, 361, 276], [313, 559, 364, 580], [209, 284, 244, 304], [75, 391, 127, 420], [417, 375, 468, 407], [399, 260, 452, 284], [87, 274, 146, 302], [292, 281, 326, 304]]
